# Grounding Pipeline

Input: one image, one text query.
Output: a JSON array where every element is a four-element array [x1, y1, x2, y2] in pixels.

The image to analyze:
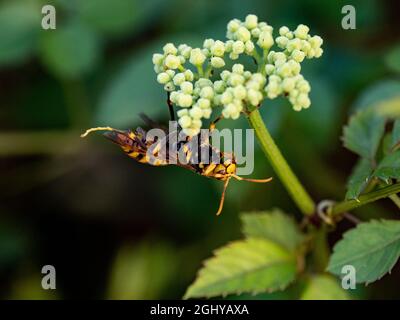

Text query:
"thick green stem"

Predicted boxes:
[[330, 183, 400, 216], [247, 109, 315, 216]]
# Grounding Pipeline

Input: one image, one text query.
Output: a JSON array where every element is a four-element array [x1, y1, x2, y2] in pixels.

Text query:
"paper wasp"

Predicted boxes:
[[81, 101, 272, 215]]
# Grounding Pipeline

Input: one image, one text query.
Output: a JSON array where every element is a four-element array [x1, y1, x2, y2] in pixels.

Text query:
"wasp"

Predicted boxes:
[[81, 108, 272, 215]]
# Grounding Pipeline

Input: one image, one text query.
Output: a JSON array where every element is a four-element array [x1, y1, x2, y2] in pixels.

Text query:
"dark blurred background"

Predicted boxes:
[[1, 0, 400, 299]]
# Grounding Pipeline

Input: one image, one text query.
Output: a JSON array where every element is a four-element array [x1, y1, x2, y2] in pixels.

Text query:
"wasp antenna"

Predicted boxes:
[[216, 177, 231, 216], [231, 174, 272, 183], [80, 126, 120, 138]]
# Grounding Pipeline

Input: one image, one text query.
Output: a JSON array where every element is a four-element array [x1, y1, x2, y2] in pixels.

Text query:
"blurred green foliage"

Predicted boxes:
[[1, 0, 400, 300]]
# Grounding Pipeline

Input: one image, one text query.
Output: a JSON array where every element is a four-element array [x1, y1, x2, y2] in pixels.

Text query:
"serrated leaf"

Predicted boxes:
[[327, 220, 400, 284], [373, 150, 400, 182], [345, 158, 373, 200], [240, 209, 304, 252], [184, 238, 297, 299], [300, 275, 349, 300], [352, 80, 400, 113], [343, 110, 385, 160]]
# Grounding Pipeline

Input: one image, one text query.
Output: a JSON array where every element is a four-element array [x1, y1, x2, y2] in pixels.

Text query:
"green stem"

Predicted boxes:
[[389, 194, 400, 210], [330, 183, 400, 216], [247, 109, 315, 216]]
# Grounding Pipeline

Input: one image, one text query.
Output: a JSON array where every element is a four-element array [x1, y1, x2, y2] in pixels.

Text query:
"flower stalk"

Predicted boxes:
[[247, 109, 315, 215]]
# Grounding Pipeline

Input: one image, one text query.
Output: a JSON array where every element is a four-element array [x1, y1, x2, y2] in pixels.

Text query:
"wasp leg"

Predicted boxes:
[[216, 177, 231, 216], [231, 174, 273, 183], [80, 126, 121, 138]]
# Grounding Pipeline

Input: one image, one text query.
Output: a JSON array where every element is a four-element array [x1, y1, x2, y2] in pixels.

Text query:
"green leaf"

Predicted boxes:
[[184, 238, 297, 299], [240, 209, 304, 252], [39, 20, 101, 78], [385, 44, 400, 74], [373, 150, 400, 182], [343, 110, 385, 160], [352, 80, 400, 114], [0, 0, 41, 66], [345, 158, 373, 200], [392, 120, 400, 150], [300, 275, 349, 300], [327, 220, 400, 284]]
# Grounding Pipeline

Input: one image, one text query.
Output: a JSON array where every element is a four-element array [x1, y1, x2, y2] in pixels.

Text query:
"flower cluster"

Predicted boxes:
[[152, 15, 323, 136]]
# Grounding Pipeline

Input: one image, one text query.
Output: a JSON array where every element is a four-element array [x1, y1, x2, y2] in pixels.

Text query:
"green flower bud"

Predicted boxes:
[[211, 57, 225, 68]]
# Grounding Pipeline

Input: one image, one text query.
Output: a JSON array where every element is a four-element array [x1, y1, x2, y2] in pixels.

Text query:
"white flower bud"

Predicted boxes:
[[282, 78, 295, 92], [189, 106, 203, 119], [251, 27, 261, 38], [245, 14, 258, 29], [229, 73, 244, 86], [179, 115, 192, 128], [220, 70, 231, 81], [232, 63, 244, 74], [184, 69, 194, 81], [164, 54, 181, 69], [232, 41, 245, 54], [213, 80, 225, 93], [211, 40, 225, 56], [198, 98, 211, 109], [152, 53, 163, 65], [310, 35, 323, 48], [221, 91, 233, 105], [229, 52, 239, 60], [157, 72, 170, 84], [276, 36, 288, 48], [236, 26, 251, 42], [314, 48, 323, 58], [294, 24, 309, 40], [177, 109, 188, 117], [225, 40, 234, 52], [297, 93, 311, 108], [189, 48, 206, 65], [202, 108, 212, 119], [203, 38, 215, 49], [227, 19, 240, 32], [164, 82, 175, 92], [279, 26, 290, 36], [173, 73, 186, 86], [211, 57, 225, 68], [181, 81, 193, 94], [163, 43, 177, 55], [265, 64, 275, 75], [244, 40, 255, 54], [200, 86, 214, 99], [178, 94, 193, 107], [257, 31, 274, 49], [233, 85, 247, 100], [291, 49, 305, 62]]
